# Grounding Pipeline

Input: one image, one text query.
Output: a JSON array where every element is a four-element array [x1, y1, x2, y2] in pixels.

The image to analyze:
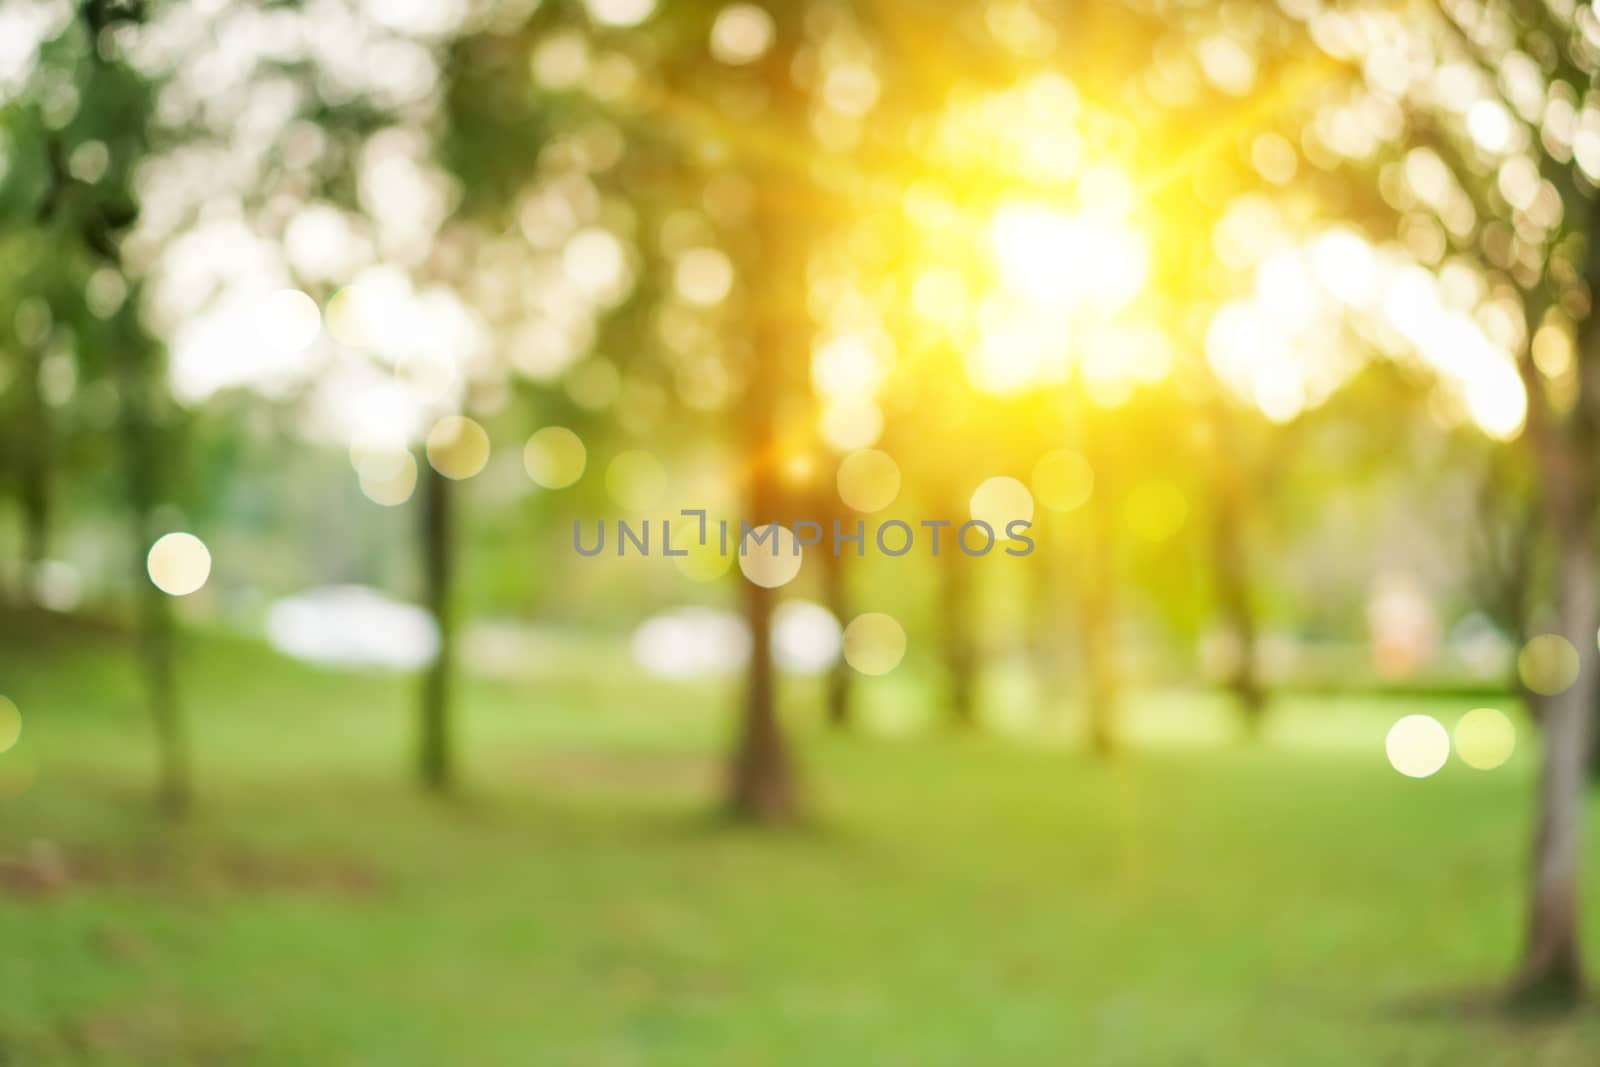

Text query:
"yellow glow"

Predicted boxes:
[[584, 0, 655, 28], [675, 247, 734, 306], [820, 397, 884, 451], [710, 3, 775, 65], [910, 268, 969, 329], [842, 613, 907, 675], [836, 449, 901, 513], [147, 532, 212, 597], [990, 201, 1148, 311], [967, 294, 1065, 395], [1386, 714, 1449, 778], [813, 334, 891, 398], [1032, 449, 1093, 511], [426, 416, 491, 480], [523, 427, 587, 489], [1454, 708, 1515, 770], [1123, 481, 1188, 542]]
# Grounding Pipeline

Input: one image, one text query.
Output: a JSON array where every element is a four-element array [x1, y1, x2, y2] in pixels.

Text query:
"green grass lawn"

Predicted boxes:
[[1, 615, 1598, 1064]]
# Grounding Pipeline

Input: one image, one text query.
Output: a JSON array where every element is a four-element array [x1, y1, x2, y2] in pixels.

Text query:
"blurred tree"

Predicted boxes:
[[9, 0, 193, 812], [1303, 0, 1600, 1003]]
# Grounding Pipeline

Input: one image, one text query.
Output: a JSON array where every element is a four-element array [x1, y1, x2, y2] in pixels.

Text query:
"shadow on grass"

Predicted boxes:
[[1385, 983, 1600, 1027]]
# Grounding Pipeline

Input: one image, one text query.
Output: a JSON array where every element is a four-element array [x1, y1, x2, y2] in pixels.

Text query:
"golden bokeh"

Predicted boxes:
[[147, 532, 212, 597], [1518, 634, 1579, 696], [1454, 708, 1515, 771], [1031, 449, 1094, 511], [843, 613, 908, 675], [819, 397, 884, 451], [425, 416, 491, 480], [523, 427, 587, 489], [0, 696, 19, 755], [1385, 714, 1449, 779], [836, 449, 901, 513], [738, 524, 803, 588], [969, 476, 1034, 529], [607, 450, 667, 511]]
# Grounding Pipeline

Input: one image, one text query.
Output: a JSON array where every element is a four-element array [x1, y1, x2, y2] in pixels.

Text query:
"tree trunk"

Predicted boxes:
[[114, 341, 189, 816], [817, 519, 852, 730], [418, 460, 456, 793], [18, 342, 52, 579], [131, 547, 186, 815], [1511, 518, 1598, 1006], [728, 449, 797, 820], [724, 29, 806, 823], [1080, 449, 1119, 757], [1080, 549, 1118, 759], [1031, 521, 1074, 729], [729, 566, 796, 820], [1211, 454, 1266, 736], [939, 535, 977, 728]]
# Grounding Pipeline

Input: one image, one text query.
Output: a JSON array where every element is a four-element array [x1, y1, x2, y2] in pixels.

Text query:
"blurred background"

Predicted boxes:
[[5, 0, 1600, 1062]]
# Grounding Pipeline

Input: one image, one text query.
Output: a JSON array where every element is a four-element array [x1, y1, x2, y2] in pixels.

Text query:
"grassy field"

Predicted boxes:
[[2, 615, 1598, 1064]]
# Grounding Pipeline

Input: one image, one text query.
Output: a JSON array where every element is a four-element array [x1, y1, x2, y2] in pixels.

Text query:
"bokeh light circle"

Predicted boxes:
[[607, 450, 667, 511], [836, 449, 901, 513], [523, 427, 587, 489], [674, 534, 734, 583], [425, 416, 491, 480], [258, 288, 322, 352], [357, 449, 417, 506], [147, 533, 212, 597], [1518, 634, 1579, 696], [1385, 714, 1450, 778], [710, 4, 776, 65], [1454, 708, 1516, 770], [970, 476, 1034, 529], [738, 524, 803, 588], [820, 397, 883, 451], [1032, 449, 1094, 511], [843, 613, 908, 675]]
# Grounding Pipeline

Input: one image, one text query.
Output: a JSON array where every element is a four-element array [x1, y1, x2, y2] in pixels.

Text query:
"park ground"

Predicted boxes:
[[2, 615, 1599, 1065]]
